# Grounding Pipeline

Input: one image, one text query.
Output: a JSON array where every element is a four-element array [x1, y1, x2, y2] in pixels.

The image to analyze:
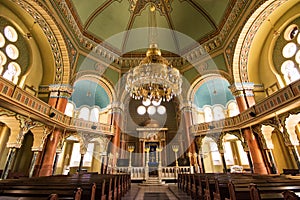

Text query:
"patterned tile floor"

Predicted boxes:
[[122, 183, 192, 200]]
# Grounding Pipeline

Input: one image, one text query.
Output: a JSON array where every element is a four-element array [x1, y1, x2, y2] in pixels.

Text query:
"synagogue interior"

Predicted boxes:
[[0, 0, 300, 199]]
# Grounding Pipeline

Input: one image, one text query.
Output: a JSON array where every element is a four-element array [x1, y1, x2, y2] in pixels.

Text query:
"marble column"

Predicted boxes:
[[39, 84, 72, 176], [110, 105, 123, 168], [1, 147, 17, 179], [230, 83, 268, 174], [28, 151, 39, 178], [0, 126, 10, 162], [78, 154, 84, 173], [266, 149, 278, 174], [52, 152, 61, 175], [181, 104, 196, 164], [220, 152, 227, 173], [246, 150, 254, 173]]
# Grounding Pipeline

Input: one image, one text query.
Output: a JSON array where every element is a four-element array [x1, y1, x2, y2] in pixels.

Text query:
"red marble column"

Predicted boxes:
[[182, 105, 196, 165], [110, 106, 122, 167], [38, 84, 72, 176], [230, 83, 268, 174]]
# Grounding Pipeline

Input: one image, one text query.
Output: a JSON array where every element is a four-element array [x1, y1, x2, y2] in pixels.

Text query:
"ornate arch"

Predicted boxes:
[[73, 73, 115, 104], [11, 0, 71, 84], [232, 0, 290, 83], [187, 74, 232, 103]]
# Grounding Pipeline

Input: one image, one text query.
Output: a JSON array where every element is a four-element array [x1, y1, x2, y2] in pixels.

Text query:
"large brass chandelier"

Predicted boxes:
[[125, 5, 182, 102]]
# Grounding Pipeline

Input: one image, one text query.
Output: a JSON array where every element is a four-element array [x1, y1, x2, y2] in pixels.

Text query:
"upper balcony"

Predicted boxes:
[[192, 79, 300, 135], [0, 77, 114, 136]]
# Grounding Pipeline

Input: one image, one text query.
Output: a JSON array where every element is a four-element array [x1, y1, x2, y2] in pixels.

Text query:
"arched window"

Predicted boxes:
[[203, 106, 213, 122], [280, 24, 300, 84], [90, 107, 100, 122], [213, 105, 225, 120], [78, 107, 90, 121], [65, 102, 75, 117], [3, 62, 20, 84], [0, 25, 21, 84], [227, 101, 240, 117]]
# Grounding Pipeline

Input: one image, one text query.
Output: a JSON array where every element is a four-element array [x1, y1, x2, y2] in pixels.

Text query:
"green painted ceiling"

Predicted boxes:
[[66, 0, 232, 54], [69, 80, 110, 109], [194, 78, 234, 108]]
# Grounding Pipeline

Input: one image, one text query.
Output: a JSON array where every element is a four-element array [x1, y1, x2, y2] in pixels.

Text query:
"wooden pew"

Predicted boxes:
[[249, 183, 300, 200], [0, 186, 82, 200], [0, 173, 129, 200]]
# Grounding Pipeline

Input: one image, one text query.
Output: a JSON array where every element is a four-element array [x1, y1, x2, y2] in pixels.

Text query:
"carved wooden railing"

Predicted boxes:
[[0, 77, 114, 136], [192, 79, 300, 135]]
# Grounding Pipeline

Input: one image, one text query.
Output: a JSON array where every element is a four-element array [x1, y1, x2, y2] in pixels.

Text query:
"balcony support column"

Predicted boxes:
[[39, 84, 72, 177], [230, 83, 268, 174]]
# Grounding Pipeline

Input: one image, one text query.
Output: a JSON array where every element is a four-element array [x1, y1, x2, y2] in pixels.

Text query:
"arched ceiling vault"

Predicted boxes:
[[53, 0, 245, 56]]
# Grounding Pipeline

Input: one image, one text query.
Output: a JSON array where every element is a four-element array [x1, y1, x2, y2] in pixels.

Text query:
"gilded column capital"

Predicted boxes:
[[229, 82, 244, 97], [49, 84, 73, 98], [229, 82, 255, 97], [111, 101, 124, 114], [180, 101, 193, 112]]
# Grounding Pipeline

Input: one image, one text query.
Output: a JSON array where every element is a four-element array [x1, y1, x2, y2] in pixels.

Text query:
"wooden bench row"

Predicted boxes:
[[178, 173, 300, 200], [0, 173, 131, 200]]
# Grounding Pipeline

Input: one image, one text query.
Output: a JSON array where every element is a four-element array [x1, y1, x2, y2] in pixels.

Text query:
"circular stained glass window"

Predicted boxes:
[[6, 44, 19, 60], [7, 62, 20, 72], [147, 106, 156, 115], [157, 105, 166, 115], [0, 33, 5, 48], [281, 60, 295, 73], [282, 42, 297, 58], [295, 51, 300, 64], [0, 51, 7, 65], [283, 24, 298, 41], [4, 26, 18, 42], [137, 105, 146, 115]]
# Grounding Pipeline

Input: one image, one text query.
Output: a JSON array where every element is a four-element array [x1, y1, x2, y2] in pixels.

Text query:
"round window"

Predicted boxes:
[[157, 105, 166, 115], [0, 33, 5, 48], [0, 51, 7, 65], [6, 44, 19, 60], [147, 106, 156, 115], [137, 105, 146, 115], [282, 42, 297, 58], [4, 26, 18, 42]]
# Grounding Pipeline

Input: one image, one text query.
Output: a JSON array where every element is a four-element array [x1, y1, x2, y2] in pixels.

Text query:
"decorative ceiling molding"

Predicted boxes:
[[51, 0, 250, 68], [129, 0, 173, 16]]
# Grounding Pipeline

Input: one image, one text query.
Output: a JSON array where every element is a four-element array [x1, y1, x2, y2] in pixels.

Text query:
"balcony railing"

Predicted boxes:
[[1, 76, 299, 136], [192, 79, 300, 135], [0, 77, 114, 136]]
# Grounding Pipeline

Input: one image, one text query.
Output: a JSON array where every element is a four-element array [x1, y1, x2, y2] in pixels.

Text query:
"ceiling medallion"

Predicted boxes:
[[129, 0, 172, 15], [125, 5, 181, 102]]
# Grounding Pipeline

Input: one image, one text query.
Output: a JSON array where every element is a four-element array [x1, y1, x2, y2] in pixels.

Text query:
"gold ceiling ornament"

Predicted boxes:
[[129, 0, 172, 15], [125, 5, 181, 102]]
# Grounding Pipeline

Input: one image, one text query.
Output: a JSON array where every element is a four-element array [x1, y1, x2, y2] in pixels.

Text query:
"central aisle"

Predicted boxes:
[[122, 183, 193, 200]]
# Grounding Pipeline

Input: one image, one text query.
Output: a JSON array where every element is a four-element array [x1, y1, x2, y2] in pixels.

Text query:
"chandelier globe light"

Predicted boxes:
[[125, 5, 182, 102]]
